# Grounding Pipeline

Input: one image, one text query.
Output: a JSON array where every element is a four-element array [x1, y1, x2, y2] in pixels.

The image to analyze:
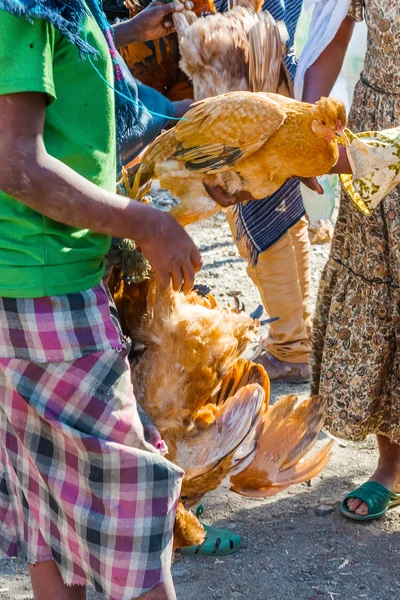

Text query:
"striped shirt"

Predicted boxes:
[[214, 0, 305, 262]]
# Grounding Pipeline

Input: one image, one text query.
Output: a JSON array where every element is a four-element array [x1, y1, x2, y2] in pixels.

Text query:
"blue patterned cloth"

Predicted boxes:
[[215, 0, 305, 263]]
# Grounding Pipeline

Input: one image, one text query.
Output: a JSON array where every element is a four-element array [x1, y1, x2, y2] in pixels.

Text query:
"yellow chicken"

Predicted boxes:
[[128, 92, 347, 226], [118, 0, 291, 173], [108, 257, 333, 549]]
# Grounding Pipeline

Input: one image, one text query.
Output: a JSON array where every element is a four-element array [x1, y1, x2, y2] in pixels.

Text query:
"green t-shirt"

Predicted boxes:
[[0, 11, 116, 297]]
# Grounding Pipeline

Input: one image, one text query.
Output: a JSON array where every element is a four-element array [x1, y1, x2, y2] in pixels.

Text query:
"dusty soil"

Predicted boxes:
[[1, 189, 399, 600]]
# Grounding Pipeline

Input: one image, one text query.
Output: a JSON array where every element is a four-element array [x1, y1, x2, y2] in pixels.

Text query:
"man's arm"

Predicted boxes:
[[0, 92, 201, 292], [330, 149, 352, 174], [302, 16, 355, 104], [300, 15, 355, 182]]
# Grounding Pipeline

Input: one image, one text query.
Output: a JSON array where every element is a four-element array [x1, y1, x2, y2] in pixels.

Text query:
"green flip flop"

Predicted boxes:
[[178, 523, 242, 556], [341, 481, 400, 521]]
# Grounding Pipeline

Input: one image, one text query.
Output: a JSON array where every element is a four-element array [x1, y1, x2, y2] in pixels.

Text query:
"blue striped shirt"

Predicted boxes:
[[214, 0, 305, 262]]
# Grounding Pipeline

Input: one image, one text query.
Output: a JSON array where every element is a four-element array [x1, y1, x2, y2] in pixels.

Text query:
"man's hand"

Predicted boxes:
[[204, 184, 255, 208], [138, 0, 194, 41], [135, 207, 202, 293], [298, 177, 324, 195], [113, 0, 194, 47]]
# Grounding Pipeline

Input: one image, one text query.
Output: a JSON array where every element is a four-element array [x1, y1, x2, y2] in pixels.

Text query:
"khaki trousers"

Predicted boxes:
[[227, 212, 312, 364]]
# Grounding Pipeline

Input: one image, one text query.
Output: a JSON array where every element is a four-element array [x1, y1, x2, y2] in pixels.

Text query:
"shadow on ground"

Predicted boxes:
[[173, 468, 400, 600]]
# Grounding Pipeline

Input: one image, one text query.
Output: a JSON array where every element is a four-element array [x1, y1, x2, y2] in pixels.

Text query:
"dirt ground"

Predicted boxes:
[[1, 190, 399, 600]]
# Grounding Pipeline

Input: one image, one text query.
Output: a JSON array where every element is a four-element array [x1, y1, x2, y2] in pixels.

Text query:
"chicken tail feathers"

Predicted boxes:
[[229, 395, 333, 496], [173, 502, 206, 549], [131, 162, 145, 200], [248, 12, 292, 97], [178, 384, 265, 502], [211, 358, 270, 407], [131, 129, 177, 199], [230, 0, 263, 12]]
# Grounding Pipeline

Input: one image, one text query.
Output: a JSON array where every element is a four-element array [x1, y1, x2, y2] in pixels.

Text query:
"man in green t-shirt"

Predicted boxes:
[[0, 4, 200, 297], [0, 2, 200, 599]]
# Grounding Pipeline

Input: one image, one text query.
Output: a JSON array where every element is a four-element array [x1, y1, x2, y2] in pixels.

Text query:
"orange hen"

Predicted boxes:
[[108, 260, 333, 550], [127, 92, 347, 226]]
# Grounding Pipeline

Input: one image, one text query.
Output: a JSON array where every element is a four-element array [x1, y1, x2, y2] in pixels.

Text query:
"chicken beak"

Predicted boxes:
[[335, 130, 347, 146]]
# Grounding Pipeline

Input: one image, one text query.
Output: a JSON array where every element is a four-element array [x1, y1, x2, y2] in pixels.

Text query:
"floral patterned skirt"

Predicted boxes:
[[312, 75, 400, 443]]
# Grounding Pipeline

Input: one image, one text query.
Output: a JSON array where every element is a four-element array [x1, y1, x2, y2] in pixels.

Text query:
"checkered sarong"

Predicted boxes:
[[0, 285, 183, 599]]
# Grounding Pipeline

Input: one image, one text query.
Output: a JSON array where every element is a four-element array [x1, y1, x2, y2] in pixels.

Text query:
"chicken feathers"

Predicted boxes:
[[108, 258, 333, 548], [120, 0, 215, 102], [174, 3, 291, 100], [179, 383, 265, 504], [132, 283, 258, 458], [131, 92, 347, 226], [229, 392, 334, 497], [247, 13, 292, 97]]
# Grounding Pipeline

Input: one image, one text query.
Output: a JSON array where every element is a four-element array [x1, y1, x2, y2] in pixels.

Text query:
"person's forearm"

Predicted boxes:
[[0, 143, 155, 244], [113, 19, 142, 48], [302, 17, 355, 104], [330, 145, 352, 174]]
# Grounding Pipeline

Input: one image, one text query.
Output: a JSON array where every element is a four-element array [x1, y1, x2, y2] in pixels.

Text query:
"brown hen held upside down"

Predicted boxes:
[[173, 0, 293, 100], [109, 267, 333, 550], [127, 92, 347, 226], [120, 0, 291, 102]]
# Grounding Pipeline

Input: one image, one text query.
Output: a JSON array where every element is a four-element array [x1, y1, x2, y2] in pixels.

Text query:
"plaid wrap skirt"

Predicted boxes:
[[0, 285, 183, 600]]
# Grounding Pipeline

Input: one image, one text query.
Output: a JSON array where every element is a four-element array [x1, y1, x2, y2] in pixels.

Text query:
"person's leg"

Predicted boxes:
[[140, 573, 176, 600], [29, 561, 176, 600], [29, 562, 86, 600], [226, 211, 311, 381], [290, 216, 312, 335], [346, 435, 400, 516]]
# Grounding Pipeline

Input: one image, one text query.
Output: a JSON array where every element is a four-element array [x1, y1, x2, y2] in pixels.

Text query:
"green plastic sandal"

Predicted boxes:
[[341, 481, 400, 521], [178, 523, 242, 556]]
